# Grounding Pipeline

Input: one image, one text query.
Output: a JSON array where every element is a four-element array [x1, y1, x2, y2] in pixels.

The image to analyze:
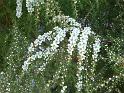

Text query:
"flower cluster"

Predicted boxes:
[[59, 63, 68, 93], [37, 27, 67, 72], [22, 17, 93, 75], [45, 0, 61, 22], [21, 15, 116, 93], [76, 27, 92, 92], [76, 63, 84, 92], [16, 0, 44, 18], [67, 27, 80, 55], [51, 27, 66, 52], [26, 0, 35, 13], [16, 0, 23, 18], [92, 37, 101, 61], [53, 15, 81, 27], [22, 27, 67, 71], [28, 31, 52, 54], [77, 27, 91, 61], [22, 31, 53, 71], [61, 85, 67, 93]]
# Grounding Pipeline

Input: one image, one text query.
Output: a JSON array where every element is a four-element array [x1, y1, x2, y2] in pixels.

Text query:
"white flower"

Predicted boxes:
[[50, 27, 66, 52], [53, 15, 81, 27], [77, 27, 91, 61], [76, 80, 83, 92], [67, 27, 80, 55], [26, 0, 44, 13], [16, 0, 44, 17], [16, 0, 23, 18], [92, 37, 101, 61], [27, 31, 52, 54], [76, 27, 91, 92], [26, 0, 35, 13], [22, 60, 29, 71], [26, 0, 31, 11], [28, 43, 34, 53], [23, 27, 67, 72], [61, 86, 67, 93]]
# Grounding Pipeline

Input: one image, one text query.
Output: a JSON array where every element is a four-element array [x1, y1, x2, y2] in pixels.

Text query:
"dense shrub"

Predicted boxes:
[[0, 0, 124, 93]]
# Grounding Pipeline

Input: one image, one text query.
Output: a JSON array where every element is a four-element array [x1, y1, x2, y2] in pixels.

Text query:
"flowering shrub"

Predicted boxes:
[[0, 0, 124, 93], [21, 15, 102, 92]]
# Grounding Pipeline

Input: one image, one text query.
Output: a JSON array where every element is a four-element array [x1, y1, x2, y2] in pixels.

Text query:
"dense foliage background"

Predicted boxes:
[[0, 0, 124, 93]]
